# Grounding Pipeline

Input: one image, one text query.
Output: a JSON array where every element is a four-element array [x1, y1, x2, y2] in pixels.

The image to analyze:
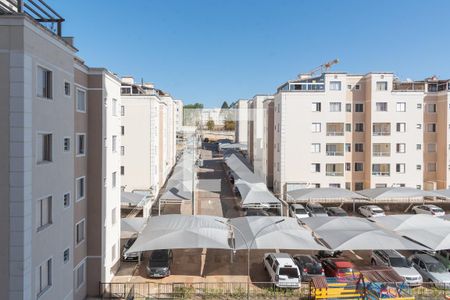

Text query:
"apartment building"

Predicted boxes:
[[269, 72, 450, 198], [174, 99, 184, 133], [234, 99, 249, 145], [120, 78, 179, 202], [0, 4, 121, 299], [262, 98, 275, 189]]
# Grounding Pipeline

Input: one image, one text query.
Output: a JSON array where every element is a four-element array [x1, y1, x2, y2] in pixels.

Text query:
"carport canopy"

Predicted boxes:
[[287, 187, 366, 202], [301, 216, 426, 251], [372, 214, 450, 251], [234, 179, 280, 207], [357, 187, 440, 201], [121, 217, 148, 239], [434, 189, 450, 199]]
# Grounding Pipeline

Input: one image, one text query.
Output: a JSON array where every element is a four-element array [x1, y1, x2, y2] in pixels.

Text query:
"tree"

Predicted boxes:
[[224, 120, 235, 131], [184, 102, 204, 109], [206, 119, 215, 131], [221, 101, 229, 109]]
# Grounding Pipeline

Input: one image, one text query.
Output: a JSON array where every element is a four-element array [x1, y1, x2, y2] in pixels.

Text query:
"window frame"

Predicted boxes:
[[36, 195, 53, 232], [76, 176, 86, 202], [36, 257, 53, 298], [76, 87, 87, 113], [36, 65, 53, 100], [63, 136, 71, 152], [75, 260, 86, 290], [63, 192, 71, 209], [76, 133, 86, 157], [64, 81, 71, 97], [75, 219, 86, 246]]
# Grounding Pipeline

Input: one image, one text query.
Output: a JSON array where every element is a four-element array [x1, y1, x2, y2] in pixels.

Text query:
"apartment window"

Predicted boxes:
[[345, 103, 351, 112], [121, 146, 125, 156], [37, 196, 52, 231], [36, 258, 52, 297], [396, 163, 406, 173], [76, 134, 86, 156], [120, 166, 125, 175], [373, 143, 391, 157], [376, 81, 388, 91], [373, 123, 391, 136], [376, 184, 388, 188], [355, 182, 364, 191], [396, 123, 406, 132], [112, 135, 117, 152], [428, 143, 437, 152], [310, 143, 321, 153], [354, 162, 364, 172], [76, 220, 85, 245], [121, 105, 125, 116], [417, 185, 422, 189], [345, 123, 351, 132], [416, 164, 422, 170], [372, 164, 390, 176], [112, 172, 117, 188], [63, 193, 70, 208], [347, 85, 352, 90], [355, 103, 364, 112], [396, 102, 406, 112], [76, 261, 85, 289], [121, 126, 125, 136], [355, 123, 364, 132], [76, 177, 85, 201], [345, 143, 351, 152], [417, 103, 422, 109], [416, 144, 422, 150], [37, 133, 52, 163], [396, 143, 406, 153], [428, 163, 437, 172], [76, 89, 86, 112], [63, 137, 71, 152], [416, 124, 422, 129], [427, 123, 436, 132], [310, 163, 320, 173], [112, 207, 117, 225], [329, 81, 342, 91], [325, 163, 344, 176], [63, 248, 70, 264], [37, 66, 52, 99], [112, 244, 117, 262], [355, 143, 364, 152], [427, 103, 437, 113], [311, 123, 321, 133], [355, 84, 360, 90], [311, 102, 321, 112], [345, 163, 351, 171], [64, 82, 71, 96], [330, 102, 342, 112], [376, 102, 388, 112], [112, 98, 118, 116]]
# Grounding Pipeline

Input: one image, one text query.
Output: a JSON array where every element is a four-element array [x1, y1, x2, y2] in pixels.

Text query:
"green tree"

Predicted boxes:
[[224, 120, 235, 131], [206, 119, 215, 130], [221, 101, 229, 109]]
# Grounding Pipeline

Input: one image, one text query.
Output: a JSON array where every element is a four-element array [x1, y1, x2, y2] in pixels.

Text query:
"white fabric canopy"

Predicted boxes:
[[224, 153, 261, 183], [372, 214, 450, 250], [287, 188, 366, 202], [125, 215, 231, 254], [121, 217, 148, 239], [230, 217, 326, 250], [234, 179, 280, 207], [121, 191, 148, 207], [357, 187, 440, 200], [301, 216, 425, 251], [435, 189, 450, 199]]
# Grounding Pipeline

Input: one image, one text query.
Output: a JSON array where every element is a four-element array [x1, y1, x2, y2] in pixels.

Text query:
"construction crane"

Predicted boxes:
[[298, 59, 339, 78]]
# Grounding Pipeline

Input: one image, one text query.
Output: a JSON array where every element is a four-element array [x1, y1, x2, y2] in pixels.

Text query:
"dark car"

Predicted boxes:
[[121, 238, 141, 261], [146, 249, 173, 278], [293, 255, 324, 280], [245, 209, 270, 216], [326, 207, 348, 217]]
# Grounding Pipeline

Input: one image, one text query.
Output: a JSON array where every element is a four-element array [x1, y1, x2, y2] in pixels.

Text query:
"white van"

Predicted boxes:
[[263, 253, 300, 288]]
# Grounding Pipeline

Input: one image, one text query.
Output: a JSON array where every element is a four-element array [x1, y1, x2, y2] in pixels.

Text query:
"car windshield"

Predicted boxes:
[[427, 262, 447, 273], [151, 251, 169, 261], [432, 207, 444, 212], [389, 257, 411, 268], [371, 208, 383, 213], [312, 207, 326, 214], [279, 267, 299, 278], [295, 208, 307, 214]]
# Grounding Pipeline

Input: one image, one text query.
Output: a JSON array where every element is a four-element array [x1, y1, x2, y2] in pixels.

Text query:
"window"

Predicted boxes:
[[37, 66, 52, 99], [416, 164, 422, 170], [37, 133, 52, 163], [311, 102, 321, 112], [396, 163, 406, 173], [63, 137, 70, 151], [376, 81, 388, 91], [372, 164, 390, 176], [427, 103, 437, 113], [112, 207, 117, 225], [329, 81, 342, 91], [396, 102, 406, 112], [310, 143, 321, 153], [36, 258, 52, 297], [355, 103, 364, 112], [345, 163, 351, 171], [355, 182, 364, 191], [76, 220, 85, 245], [112, 136, 117, 152], [63, 193, 70, 208], [121, 146, 125, 156], [121, 105, 125, 116], [330, 102, 341, 112], [64, 82, 71, 96], [355, 143, 364, 152], [76, 89, 86, 112], [120, 166, 125, 175], [416, 124, 422, 129], [376, 102, 388, 112], [417, 103, 422, 109], [311, 123, 321, 133], [120, 126, 125, 136], [396, 123, 406, 132], [396, 143, 406, 153], [354, 162, 364, 172], [355, 123, 364, 132], [416, 144, 422, 150], [112, 172, 117, 188], [310, 163, 320, 173], [428, 163, 437, 172], [347, 84, 352, 90], [76, 177, 85, 201], [355, 84, 360, 90], [345, 123, 351, 132], [427, 123, 436, 132], [345, 103, 351, 112], [345, 143, 351, 152], [428, 143, 437, 152], [76, 262, 85, 289], [76, 134, 86, 156], [112, 98, 118, 116], [63, 249, 70, 264], [37, 196, 52, 231], [112, 244, 117, 262]]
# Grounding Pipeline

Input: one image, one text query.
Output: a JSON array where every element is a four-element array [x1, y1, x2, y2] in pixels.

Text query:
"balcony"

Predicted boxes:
[[326, 164, 344, 176], [326, 123, 344, 136], [372, 164, 390, 176], [373, 123, 391, 136], [372, 171, 391, 176], [326, 144, 344, 156], [393, 81, 425, 92], [373, 143, 390, 157]]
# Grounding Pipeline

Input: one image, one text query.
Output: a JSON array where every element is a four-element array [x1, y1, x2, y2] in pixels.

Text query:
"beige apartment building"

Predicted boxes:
[[234, 99, 249, 145], [0, 5, 121, 300]]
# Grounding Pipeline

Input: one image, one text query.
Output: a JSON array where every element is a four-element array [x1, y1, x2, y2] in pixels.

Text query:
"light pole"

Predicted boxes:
[[215, 218, 285, 300]]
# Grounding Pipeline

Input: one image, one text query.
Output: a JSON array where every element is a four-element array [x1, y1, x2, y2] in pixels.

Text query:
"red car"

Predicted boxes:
[[321, 259, 360, 279]]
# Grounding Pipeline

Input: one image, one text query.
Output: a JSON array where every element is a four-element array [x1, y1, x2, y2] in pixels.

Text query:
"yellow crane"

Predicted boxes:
[[299, 59, 339, 78]]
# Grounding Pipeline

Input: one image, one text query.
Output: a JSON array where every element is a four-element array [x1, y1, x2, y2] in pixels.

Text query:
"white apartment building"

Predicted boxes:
[[174, 100, 184, 133], [234, 99, 249, 145]]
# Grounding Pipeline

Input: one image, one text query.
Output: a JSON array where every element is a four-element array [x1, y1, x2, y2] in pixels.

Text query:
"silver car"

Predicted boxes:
[[409, 253, 450, 288], [371, 250, 422, 286]]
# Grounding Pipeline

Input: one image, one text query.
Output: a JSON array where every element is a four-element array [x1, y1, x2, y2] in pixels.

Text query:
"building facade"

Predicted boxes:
[[234, 99, 249, 145]]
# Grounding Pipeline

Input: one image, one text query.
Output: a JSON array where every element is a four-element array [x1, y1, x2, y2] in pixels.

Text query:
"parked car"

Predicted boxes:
[[412, 204, 445, 217], [409, 253, 450, 288], [305, 203, 328, 217], [321, 258, 359, 279], [121, 237, 141, 261], [146, 249, 173, 278], [358, 205, 385, 218], [289, 204, 310, 219], [371, 250, 422, 286], [245, 208, 270, 216], [317, 250, 343, 259], [293, 255, 324, 280], [326, 207, 348, 217], [263, 253, 300, 288], [435, 250, 450, 271]]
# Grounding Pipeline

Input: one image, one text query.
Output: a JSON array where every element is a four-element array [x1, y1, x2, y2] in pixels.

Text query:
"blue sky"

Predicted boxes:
[[50, 0, 450, 107]]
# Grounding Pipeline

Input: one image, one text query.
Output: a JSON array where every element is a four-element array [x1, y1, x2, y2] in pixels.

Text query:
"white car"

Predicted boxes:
[[305, 203, 328, 217], [263, 253, 300, 288], [358, 205, 385, 218], [289, 204, 309, 219], [412, 204, 445, 217]]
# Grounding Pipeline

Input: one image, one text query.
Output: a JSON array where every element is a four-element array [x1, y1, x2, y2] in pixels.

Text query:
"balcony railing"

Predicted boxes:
[[326, 171, 344, 176], [326, 132, 344, 136], [373, 131, 391, 136], [372, 171, 390, 176], [326, 151, 344, 156], [373, 152, 390, 157]]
